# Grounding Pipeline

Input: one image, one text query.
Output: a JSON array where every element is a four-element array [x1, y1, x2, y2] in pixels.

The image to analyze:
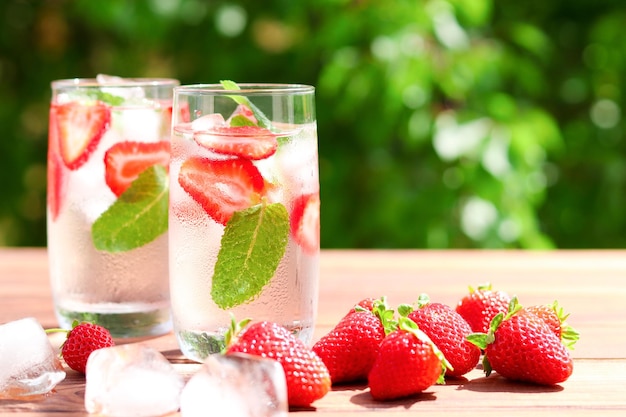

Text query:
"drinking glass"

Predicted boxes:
[[47, 76, 179, 338], [169, 83, 320, 361]]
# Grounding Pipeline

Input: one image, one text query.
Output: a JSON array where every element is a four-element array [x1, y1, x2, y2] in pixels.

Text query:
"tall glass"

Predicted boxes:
[[169, 83, 320, 361], [47, 76, 178, 339]]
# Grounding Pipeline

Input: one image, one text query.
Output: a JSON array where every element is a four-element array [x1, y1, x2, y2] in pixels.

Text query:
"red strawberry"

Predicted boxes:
[[290, 192, 320, 255], [467, 300, 574, 385], [456, 283, 511, 333], [57, 321, 115, 374], [313, 298, 392, 384], [194, 125, 278, 160], [47, 106, 68, 220], [522, 301, 580, 349], [347, 297, 376, 315], [226, 320, 331, 407], [178, 156, 265, 225], [226, 104, 258, 126], [53, 101, 111, 170], [104, 140, 171, 196], [368, 317, 448, 401], [405, 294, 480, 377]]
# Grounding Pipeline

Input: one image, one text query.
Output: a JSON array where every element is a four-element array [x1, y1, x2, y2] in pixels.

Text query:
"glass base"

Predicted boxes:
[[55, 307, 172, 340], [175, 322, 315, 363]]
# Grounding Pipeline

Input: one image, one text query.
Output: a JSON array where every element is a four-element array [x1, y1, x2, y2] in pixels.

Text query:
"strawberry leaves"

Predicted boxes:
[[92, 165, 169, 252], [211, 201, 289, 309]]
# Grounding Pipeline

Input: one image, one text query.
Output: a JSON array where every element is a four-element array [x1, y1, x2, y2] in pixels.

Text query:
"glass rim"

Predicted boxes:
[[51, 78, 180, 88], [174, 83, 315, 95]]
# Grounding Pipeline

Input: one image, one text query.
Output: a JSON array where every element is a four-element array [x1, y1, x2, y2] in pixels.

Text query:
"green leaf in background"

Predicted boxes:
[[211, 202, 289, 309], [92, 165, 169, 252], [220, 80, 273, 129]]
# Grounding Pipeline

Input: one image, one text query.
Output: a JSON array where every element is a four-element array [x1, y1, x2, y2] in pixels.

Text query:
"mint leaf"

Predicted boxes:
[[211, 202, 289, 309], [220, 80, 273, 129], [92, 165, 169, 252], [229, 114, 257, 127], [87, 90, 125, 106]]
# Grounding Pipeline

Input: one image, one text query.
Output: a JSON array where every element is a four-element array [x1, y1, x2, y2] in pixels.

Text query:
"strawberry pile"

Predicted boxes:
[[311, 283, 579, 402]]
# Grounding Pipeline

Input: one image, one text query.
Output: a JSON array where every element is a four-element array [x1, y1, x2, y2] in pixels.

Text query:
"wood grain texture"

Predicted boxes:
[[1, 248, 625, 416]]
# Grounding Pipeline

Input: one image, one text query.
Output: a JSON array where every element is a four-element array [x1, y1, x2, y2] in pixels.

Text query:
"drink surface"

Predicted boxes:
[[47, 80, 174, 338], [169, 101, 320, 361]]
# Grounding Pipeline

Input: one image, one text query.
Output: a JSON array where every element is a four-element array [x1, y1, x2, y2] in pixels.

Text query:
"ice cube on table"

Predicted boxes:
[[85, 344, 184, 417], [0, 317, 66, 400], [181, 353, 288, 417]]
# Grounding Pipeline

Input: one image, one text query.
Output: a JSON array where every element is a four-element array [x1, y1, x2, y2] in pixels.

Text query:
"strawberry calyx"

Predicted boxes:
[[45, 320, 115, 374], [397, 317, 452, 383], [222, 315, 252, 353], [548, 300, 580, 349], [467, 296, 523, 351], [370, 297, 398, 335]]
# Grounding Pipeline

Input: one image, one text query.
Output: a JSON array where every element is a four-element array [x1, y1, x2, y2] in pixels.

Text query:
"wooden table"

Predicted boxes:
[[1, 248, 625, 416]]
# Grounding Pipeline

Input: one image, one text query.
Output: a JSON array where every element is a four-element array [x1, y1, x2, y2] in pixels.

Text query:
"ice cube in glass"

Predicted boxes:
[[84, 344, 184, 417], [0, 317, 66, 399], [180, 353, 288, 417]]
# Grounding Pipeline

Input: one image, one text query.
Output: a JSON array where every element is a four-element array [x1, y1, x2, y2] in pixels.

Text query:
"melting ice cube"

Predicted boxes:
[[96, 74, 146, 103], [0, 317, 66, 399], [180, 353, 288, 417], [85, 344, 184, 417]]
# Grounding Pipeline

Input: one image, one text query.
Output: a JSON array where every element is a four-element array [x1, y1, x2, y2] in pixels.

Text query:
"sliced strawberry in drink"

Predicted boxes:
[[47, 152, 67, 221], [47, 105, 67, 220], [178, 156, 266, 225], [290, 192, 320, 254], [194, 125, 278, 160], [104, 140, 171, 196], [54, 101, 111, 170], [226, 104, 257, 126]]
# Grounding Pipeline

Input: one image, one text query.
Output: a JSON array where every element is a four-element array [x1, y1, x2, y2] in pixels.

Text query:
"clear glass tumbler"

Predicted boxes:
[[169, 83, 320, 361], [47, 76, 179, 339]]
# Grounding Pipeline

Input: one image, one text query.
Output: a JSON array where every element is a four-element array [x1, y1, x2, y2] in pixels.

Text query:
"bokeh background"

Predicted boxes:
[[2, 0, 625, 249]]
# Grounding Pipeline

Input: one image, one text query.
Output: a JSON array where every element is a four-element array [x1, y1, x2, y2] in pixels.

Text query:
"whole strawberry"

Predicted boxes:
[[313, 297, 392, 384], [468, 300, 574, 385], [60, 321, 115, 373], [226, 319, 331, 407], [456, 283, 511, 333], [523, 301, 580, 349], [368, 317, 448, 401], [404, 294, 480, 378]]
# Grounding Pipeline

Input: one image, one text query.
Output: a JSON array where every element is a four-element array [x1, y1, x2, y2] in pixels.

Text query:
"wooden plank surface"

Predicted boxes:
[[1, 248, 626, 416]]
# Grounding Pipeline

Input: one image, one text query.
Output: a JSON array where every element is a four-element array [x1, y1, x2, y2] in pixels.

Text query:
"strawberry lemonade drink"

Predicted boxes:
[[169, 82, 320, 361], [47, 76, 178, 338]]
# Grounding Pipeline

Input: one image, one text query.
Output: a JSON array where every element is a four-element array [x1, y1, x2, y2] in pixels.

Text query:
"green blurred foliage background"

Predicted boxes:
[[1, 0, 625, 249]]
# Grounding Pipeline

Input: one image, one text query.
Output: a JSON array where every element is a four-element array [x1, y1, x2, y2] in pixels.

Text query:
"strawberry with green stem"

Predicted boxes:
[[313, 297, 395, 385], [224, 318, 331, 408], [367, 316, 451, 401], [523, 301, 580, 349], [467, 298, 574, 385], [402, 293, 480, 378], [47, 321, 115, 374], [456, 283, 511, 333]]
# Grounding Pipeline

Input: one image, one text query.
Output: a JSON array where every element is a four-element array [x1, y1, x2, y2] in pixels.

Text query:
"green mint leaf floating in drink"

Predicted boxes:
[[220, 80, 273, 129], [92, 165, 168, 252], [87, 90, 125, 106], [211, 201, 289, 309], [229, 114, 257, 127]]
